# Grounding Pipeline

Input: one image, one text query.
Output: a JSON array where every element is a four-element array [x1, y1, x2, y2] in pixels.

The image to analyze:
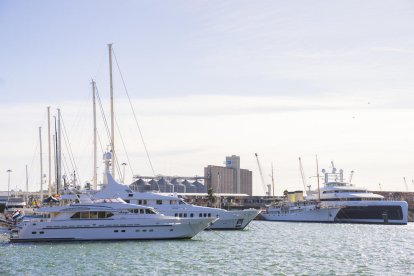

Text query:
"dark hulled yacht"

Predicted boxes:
[[306, 167, 408, 225]]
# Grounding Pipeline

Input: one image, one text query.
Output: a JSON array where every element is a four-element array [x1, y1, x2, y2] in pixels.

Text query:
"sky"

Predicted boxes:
[[1, 0, 414, 195]]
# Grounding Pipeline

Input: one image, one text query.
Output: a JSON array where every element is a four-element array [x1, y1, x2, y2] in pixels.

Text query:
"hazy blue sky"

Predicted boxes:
[[1, 1, 414, 194]]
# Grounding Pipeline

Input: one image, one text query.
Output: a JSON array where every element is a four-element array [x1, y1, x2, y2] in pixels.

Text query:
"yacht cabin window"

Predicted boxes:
[[71, 211, 114, 219]]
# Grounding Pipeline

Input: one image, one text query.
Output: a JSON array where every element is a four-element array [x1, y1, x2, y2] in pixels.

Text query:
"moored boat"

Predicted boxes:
[[95, 172, 260, 230], [9, 195, 215, 242], [261, 201, 341, 222], [307, 166, 408, 225]]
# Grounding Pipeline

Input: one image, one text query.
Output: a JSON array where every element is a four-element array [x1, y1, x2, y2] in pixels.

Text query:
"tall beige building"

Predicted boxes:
[[204, 155, 253, 195]]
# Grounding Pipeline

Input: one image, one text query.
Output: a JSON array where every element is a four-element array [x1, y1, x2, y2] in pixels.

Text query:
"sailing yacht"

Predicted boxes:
[[306, 167, 408, 225], [9, 187, 216, 242]]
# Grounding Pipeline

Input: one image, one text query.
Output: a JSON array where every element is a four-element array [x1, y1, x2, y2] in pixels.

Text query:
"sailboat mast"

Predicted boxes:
[[53, 117, 58, 194], [316, 155, 321, 202], [92, 79, 98, 190], [47, 106, 52, 196], [57, 108, 62, 193], [271, 163, 275, 197], [25, 164, 29, 205], [39, 126, 44, 201], [108, 43, 116, 178]]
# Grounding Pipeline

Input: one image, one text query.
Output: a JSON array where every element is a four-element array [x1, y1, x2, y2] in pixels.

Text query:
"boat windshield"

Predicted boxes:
[[94, 198, 126, 204]]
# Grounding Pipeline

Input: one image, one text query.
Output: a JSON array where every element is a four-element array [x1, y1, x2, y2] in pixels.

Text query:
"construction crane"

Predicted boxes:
[[255, 153, 269, 195], [298, 157, 307, 191], [403, 177, 409, 192], [270, 163, 275, 196]]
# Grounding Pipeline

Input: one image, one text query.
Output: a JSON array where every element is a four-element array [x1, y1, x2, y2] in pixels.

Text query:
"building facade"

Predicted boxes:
[[204, 155, 253, 195]]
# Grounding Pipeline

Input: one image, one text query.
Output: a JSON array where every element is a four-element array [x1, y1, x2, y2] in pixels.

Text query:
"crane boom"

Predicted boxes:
[[255, 153, 269, 195], [403, 177, 409, 192], [298, 157, 307, 191]]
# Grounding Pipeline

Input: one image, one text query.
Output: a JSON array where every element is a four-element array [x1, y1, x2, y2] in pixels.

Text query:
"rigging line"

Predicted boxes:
[[61, 119, 76, 175], [95, 84, 112, 148], [112, 48, 156, 176], [27, 133, 40, 191], [62, 153, 76, 188], [110, 116, 122, 180], [114, 116, 135, 178], [60, 114, 82, 184], [97, 131, 105, 155]]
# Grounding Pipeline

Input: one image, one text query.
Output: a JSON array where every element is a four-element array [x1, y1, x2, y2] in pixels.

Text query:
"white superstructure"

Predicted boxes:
[[306, 167, 408, 225], [96, 173, 260, 230], [9, 194, 215, 242], [261, 202, 341, 222]]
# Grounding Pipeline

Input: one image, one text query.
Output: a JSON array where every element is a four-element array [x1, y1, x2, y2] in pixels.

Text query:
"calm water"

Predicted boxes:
[[1, 221, 413, 275]]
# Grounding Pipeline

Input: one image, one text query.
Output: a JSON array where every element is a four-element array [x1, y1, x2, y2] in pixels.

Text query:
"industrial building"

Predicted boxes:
[[204, 155, 253, 195]]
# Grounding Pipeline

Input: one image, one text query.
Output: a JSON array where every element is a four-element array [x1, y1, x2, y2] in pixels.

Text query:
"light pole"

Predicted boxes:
[[121, 163, 127, 183], [6, 169, 12, 201]]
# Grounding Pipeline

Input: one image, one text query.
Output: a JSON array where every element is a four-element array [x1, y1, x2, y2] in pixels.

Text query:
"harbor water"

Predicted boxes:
[[1, 221, 413, 275]]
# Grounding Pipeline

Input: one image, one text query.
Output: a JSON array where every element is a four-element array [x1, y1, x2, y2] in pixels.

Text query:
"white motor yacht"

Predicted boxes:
[[9, 195, 216, 242], [306, 167, 408, 225], [261, 201, 341, 222], [95, 174, 260, 230]]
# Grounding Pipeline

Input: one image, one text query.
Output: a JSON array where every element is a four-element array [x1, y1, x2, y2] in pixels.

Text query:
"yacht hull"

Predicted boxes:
[[10, 218, 214, 242], [261, 207, 340, 222], [208, 209, 260, 230], [155, 208, 260, 230], [323, 201, 408, 225]]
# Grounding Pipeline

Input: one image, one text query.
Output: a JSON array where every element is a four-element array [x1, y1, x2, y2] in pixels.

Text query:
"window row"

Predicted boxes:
[[174, 213, 212, 218], [71, 211, 114, 219]]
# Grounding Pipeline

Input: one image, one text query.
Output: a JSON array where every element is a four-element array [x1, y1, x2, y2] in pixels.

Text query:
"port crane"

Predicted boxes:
[[255, 153, 270, 195], [403, 177, 409, 192], [298, 157, 307, 191]]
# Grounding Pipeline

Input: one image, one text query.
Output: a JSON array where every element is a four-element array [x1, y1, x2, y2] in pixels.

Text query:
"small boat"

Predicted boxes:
[[9, 192, 216, 242], [261, 201, 341, 222]]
